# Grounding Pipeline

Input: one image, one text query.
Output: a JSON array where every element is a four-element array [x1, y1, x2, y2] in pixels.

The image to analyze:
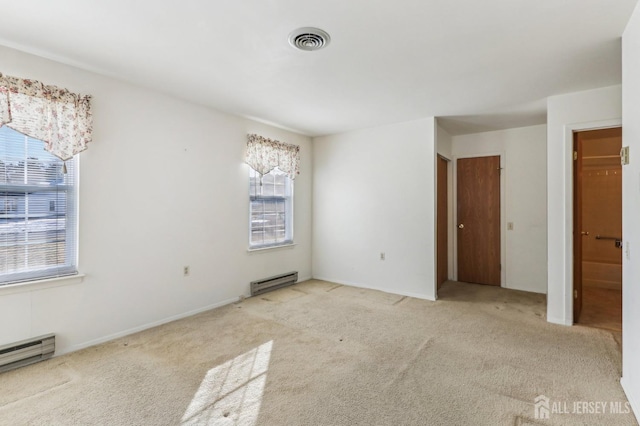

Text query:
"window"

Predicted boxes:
[[249, 167, 293, 248], [0, 126, 78, 285]]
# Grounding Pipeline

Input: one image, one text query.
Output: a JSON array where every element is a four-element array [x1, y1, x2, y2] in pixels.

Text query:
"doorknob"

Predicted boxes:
[[458, 224, 464, 229]]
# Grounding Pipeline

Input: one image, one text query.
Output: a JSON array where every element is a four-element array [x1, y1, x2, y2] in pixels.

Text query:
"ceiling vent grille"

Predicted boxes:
[[288, 27, 331, 51]]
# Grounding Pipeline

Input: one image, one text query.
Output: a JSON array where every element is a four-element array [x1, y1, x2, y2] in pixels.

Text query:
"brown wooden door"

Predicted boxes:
[[457, 156, 501, 286], [437, 155, 448, 289]]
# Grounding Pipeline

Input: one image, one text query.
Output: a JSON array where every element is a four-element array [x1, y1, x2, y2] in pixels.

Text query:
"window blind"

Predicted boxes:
[[249, 167, 293, 248], [0, 126, 78, 285]]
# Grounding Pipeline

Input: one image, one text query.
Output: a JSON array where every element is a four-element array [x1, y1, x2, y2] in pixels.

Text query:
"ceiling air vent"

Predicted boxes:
[[288, 27, 331, 51]]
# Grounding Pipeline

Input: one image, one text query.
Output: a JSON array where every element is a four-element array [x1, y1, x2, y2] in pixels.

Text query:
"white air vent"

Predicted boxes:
[[288, 27, 331, 51]]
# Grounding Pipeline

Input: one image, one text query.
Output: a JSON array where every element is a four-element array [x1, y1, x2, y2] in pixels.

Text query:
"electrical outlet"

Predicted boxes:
[[183, 266, 190, 277], [380, 252, 385, 261]]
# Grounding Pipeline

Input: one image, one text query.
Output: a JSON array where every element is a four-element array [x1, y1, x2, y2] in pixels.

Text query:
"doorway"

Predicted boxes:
[[573, 127, 622, 332], [456, 155, 501, 286]]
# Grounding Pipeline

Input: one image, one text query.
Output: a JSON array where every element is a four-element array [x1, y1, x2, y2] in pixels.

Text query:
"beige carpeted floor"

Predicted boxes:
[[0, 280, 636, 426]]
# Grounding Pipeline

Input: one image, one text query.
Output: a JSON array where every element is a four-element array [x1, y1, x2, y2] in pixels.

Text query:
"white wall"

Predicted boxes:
[[312, 118, 437, 300], [0, 45, 313, 355], [622, 4, 640, 418], [436, 124, 453, 159], [451, 125, 547, 294], [546, 86, 622, 325]]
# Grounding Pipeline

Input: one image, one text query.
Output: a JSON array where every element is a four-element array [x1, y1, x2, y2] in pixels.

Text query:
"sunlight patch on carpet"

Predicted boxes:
[[181, 341, 273, 425]]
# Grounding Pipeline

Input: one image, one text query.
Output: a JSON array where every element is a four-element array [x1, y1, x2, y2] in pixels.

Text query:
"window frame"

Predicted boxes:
[[0, 128, 79, 286], [248, 167, 294, 250]]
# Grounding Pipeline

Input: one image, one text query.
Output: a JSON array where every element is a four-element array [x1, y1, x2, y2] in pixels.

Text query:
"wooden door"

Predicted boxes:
[[437, 156, 448, 289], [457, 156, 501, 286]]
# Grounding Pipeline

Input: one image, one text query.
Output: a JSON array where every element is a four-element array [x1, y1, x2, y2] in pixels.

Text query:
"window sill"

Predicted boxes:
[[0, 274, 85, 296], [247, 243, 297, 253]]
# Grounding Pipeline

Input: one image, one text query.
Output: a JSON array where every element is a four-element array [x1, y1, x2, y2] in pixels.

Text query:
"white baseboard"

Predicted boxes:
[[56, 296, 240, 357], [621, 377, 640, 423], [312, 276, 436, 301], [297, 275, 312, 283]]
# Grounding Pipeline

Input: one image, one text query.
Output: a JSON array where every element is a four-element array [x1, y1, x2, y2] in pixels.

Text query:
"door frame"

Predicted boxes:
[[452, 152, 506, 287], [570, 122, 623, 324], [573, 131, 583, 323]]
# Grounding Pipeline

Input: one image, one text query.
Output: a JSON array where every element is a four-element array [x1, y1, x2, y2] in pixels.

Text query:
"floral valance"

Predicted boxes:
[[245, 134, 300, 179], [0, 73, 93, 161]]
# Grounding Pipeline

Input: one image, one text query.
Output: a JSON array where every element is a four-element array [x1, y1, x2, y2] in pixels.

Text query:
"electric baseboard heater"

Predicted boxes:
[[251, 271, 298, 296], [0, 334, 55, 373]]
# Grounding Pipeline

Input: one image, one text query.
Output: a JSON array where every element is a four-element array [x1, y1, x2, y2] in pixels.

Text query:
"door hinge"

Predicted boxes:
[[574, 290, 578, 298], [621, 146, 630, 165], [573, 151, 578, 161], [499, 263, 502, 271]]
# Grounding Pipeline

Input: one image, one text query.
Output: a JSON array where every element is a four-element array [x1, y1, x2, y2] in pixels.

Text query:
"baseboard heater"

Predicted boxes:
[[0, 334, 55, 373], [251, 271, 298, 296]]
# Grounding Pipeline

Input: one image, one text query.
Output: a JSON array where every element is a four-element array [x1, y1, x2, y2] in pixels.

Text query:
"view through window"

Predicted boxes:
[[0, 126, 78, 285], [249, 167, 293, 248]]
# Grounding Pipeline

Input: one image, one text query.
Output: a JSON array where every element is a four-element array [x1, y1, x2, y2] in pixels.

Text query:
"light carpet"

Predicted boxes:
[[0, 280, 636, 426]]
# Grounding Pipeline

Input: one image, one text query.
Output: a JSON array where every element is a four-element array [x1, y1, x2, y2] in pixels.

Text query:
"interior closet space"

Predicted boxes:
[[574, 127, 623, 332]]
